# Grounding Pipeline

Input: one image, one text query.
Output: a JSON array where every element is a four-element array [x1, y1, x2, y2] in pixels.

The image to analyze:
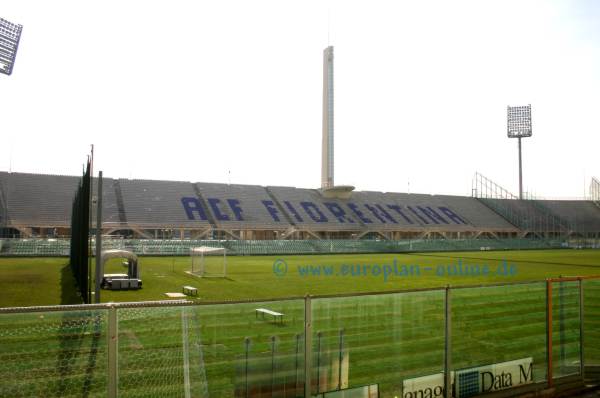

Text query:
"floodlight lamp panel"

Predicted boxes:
[[0, 17, 23, 76], [507, 104, 532, 138]]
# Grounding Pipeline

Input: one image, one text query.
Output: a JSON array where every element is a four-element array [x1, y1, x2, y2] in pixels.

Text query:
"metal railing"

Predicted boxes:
[[472, 172, 572, 235], [0, 237, 569, 257], [1, 276, 599, 397]]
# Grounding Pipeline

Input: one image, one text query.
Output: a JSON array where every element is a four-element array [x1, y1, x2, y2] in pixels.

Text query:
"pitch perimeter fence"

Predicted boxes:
[[0, 237, 574, 257], [1, 277, 599, 398]]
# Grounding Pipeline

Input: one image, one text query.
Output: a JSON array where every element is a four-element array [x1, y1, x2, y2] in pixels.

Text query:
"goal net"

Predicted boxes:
[[188, 246, 227, 278]]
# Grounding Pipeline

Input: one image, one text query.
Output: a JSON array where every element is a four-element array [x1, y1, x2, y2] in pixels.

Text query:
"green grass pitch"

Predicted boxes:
[[0, 249, 599, 397], [1, 249, 600, 306]]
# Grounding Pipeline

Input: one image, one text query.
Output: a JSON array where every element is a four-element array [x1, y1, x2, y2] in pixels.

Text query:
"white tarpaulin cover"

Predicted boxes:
[[101, 249, 138, 262], [190, 246, 225, 254]]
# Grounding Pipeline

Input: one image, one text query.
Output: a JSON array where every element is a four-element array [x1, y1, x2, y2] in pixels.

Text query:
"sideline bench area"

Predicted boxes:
[[182, 285, 198, 296], [255, 308, 284, 324]]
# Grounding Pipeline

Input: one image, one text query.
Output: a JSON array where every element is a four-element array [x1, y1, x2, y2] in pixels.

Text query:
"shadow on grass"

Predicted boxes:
[[55, 309, 103, 397], [56, 263, 102, 397], [60, 263, 84, 305]]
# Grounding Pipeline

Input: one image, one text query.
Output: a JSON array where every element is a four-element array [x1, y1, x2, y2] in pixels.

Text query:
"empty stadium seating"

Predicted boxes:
[[435, 195, 516, 231], [194, 183, 292, 230], [117, 179, 211, 228], [1, 171, 600, 240], [542, 200, 600, 233], [0, 172, 79, 227], [374, 192, 477, 231], [266, 186, 364, 231], [345, 191, 423, 231], [481, 198, 567, 232]]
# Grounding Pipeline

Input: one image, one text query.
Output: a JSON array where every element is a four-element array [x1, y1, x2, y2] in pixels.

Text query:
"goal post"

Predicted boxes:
[[188, 246, 227, 278]]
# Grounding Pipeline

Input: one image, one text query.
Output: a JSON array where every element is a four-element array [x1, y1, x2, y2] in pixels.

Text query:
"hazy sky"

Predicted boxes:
[[1, 0, 599, 198]]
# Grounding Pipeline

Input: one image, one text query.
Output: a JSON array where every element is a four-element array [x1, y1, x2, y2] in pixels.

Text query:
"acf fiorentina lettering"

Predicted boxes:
[[180, 196, 468, 225]]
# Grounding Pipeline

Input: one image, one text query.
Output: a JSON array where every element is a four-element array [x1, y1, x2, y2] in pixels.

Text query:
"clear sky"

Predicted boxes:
[[1, 0, 599, 198]]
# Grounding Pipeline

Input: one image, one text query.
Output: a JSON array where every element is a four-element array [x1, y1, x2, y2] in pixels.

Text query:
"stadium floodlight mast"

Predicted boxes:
[[0, 17, 23, 76], [507, 104, 532, 200]]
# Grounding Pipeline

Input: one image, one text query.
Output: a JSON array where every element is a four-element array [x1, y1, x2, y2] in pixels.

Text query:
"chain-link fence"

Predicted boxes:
[[1, 277, 599, 398], [0, 308, 108, 397], [0, 237, 571, 257]]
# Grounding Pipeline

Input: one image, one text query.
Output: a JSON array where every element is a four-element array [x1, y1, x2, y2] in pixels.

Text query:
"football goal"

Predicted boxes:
[[187, 246, 227, 278]]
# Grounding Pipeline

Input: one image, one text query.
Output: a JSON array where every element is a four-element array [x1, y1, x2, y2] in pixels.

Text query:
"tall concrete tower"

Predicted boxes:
[[320, 46, 354, 199], [321, 46, 334, 189]]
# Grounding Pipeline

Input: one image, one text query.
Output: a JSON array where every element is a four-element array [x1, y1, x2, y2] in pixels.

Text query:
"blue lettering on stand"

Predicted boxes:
[[262, 200, 281, 222], [181, 197, 209, 221], [407, 206, 429, 224], [375, 204, 399, 223], [347, 203, 373, 224], [207, 198, 230, 221], [284, 201, 304, 222], [300, 202, 328, 222], [417, 206, 449, 224], [324, 202, 355, 223], [365, 204, 398, 224], [438, 206, 468, 224], [227, 199, 244, 221], [386, 205, 414, 224]]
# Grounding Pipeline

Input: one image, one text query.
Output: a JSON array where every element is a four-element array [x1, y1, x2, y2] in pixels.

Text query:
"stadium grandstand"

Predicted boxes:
[[1, 46, 599, 254], [1, 171, 600, 246]]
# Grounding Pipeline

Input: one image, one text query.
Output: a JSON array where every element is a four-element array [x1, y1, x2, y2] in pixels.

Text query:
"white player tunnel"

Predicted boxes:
[[100, 249, 142, 290]]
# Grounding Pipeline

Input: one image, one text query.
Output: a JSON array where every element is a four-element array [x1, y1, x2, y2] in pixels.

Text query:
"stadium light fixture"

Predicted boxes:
[[0, 17, 23, 76], [507, 104, 532, 200]]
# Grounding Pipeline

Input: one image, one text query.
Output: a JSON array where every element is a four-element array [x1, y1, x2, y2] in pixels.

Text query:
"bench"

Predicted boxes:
[[255, 308, 284, 324], [182, 285, 198, 296]]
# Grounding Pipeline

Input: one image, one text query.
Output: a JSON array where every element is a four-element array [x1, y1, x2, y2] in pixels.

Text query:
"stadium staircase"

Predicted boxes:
[[264, 187, 297, 237], [192, 184, 218, 232], [0, 181, 7, 234], [113, 180, 128, 225], [476, 197, 527, 231]]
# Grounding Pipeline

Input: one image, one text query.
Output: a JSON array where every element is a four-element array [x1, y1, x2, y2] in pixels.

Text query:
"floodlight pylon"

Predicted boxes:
[[0, 17, 23, 76], [507, 104, 532, 200]]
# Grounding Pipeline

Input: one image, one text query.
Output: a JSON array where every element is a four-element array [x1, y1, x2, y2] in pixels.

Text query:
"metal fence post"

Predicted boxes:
[[444, 286, 452, 398], [294, 334, 301, 395], [181, 307, 191, 398], [546, 280, 553, 387], [579, 278, 585, 381], [304, 295, 312, 398], [559, 278, 566, 369], [316, 331, 322, 394], [108, 305, 118, 398], [338, 328, 344, 390], [271, 335, 277, 396], [244, 337, 251, 398], [94, 171, 103, 303]]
